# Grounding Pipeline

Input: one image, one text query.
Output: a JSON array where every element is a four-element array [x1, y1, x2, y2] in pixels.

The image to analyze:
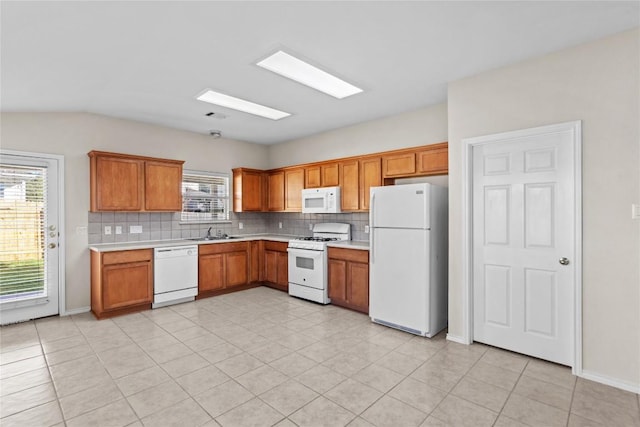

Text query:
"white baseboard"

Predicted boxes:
[[61, 306, 91, 316], [579, 369, 640, 394], [446, 333, 471, 345]]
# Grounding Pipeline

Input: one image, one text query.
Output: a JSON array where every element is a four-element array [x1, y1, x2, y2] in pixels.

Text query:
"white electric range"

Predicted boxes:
[[287, 223, 351, 304]]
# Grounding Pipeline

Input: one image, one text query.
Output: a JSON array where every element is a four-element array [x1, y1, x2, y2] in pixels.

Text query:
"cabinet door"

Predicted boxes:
[[234, 169, 263, 212], [328, 258, 347, 303], [199, 253, 224, 291], [285, 168, 304, 211], [225, 251, 248, 287], [305, 166, 321, 189], [348, 261, 369, 313], [417, 147, 448, 175], [95, 156, 144, 211], [102, 261, 152, 310], [321, 163, 339, 187], [382, 153, 416, 178], [360, 158, 381, 211], [276, 252, 288, 287], [264, 250, 280, 284], [267, 171, 285, 211], [340, 160, 360, 211], [145, 161, 183, 211]]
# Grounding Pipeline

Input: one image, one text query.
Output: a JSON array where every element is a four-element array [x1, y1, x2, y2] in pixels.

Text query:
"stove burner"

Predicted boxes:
[[297, 237, 339, 242]]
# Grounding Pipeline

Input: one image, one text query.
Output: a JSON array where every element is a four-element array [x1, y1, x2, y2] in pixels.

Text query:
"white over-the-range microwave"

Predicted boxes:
[[301, 186, 341, 213]]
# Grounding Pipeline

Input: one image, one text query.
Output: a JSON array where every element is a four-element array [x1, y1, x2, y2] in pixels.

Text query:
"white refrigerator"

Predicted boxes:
[[369, 183, 448, 337]]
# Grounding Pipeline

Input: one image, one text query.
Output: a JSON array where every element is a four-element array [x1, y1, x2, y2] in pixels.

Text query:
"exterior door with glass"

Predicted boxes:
[[0, 152, 61, 324]]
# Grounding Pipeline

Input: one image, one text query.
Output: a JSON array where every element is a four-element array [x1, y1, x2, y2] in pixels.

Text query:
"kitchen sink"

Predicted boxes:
[[187, 236, 240, 241]]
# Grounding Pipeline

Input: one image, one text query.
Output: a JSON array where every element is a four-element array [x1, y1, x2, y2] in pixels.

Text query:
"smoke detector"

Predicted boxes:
[[209, 130, 222, 139]]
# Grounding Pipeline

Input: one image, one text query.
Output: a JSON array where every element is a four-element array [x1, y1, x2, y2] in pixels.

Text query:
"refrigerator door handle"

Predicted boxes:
[[370, 193, 375, 264]]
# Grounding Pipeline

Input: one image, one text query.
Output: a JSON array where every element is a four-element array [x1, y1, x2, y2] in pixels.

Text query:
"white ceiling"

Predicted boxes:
[[2, 1, 638, 144]]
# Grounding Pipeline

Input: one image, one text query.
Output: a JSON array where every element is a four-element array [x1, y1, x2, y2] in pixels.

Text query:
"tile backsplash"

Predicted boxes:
[[88, 211, 369, 244]]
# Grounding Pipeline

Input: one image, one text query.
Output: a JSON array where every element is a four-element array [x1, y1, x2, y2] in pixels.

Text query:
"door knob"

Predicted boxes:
[[48, 243, 57, 249], [559, 257, 570, 266]]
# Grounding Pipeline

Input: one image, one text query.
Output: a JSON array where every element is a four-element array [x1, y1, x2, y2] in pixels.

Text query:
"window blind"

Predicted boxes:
[[181, 170, 230, 222], [0, 164, 47, 301]]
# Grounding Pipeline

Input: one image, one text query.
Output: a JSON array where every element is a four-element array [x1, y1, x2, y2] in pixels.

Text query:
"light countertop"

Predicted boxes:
[[89, 234, 297, 252], [327, 240, 370, 251], [90, 234, 370, 252]]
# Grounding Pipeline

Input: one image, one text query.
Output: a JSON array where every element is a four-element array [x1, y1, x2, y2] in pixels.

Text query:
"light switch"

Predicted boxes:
[[104, 226, 111, 235], [633, 204, 640, 220], [238, 222, 244, 230], [130, 225, 143, 234], [76, 226, 87, 236], [278, 222, 282, 229], [115, 226, 122, 234], [364, 225, 370, 233]]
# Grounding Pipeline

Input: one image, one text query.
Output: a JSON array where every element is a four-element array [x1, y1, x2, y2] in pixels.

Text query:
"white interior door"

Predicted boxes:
[[0, 152, 61, 325], [472, 124, 578, 366]]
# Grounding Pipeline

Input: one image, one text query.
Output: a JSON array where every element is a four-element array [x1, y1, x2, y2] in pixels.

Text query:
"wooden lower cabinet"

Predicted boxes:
[[91, 249, 153, 319], [327, 247, 369, 314], [263, 241, 288, 291], [198, 242, 259, 297]]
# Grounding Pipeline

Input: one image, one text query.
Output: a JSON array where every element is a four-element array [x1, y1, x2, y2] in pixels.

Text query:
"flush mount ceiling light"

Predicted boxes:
[[257, 51, 363, 99], [196, 90, 290, 120]]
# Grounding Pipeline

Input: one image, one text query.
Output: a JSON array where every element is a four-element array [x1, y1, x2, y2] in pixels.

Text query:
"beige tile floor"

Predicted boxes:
[[1, 287, 639, 427]]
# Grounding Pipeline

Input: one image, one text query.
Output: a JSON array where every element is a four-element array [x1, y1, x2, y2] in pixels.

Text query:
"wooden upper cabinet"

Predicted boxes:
[[229, 142, 447, 213], [267, 171, 285, 211], [284, 168, 304, 211], [340, 160, 360, 211], [91, 155, 144, 211], [305, 162, 339, 189], [383, 152, 416, 178], [145, 161, 182, 211], [417, 145, 448, 175], [360, 157, 381, 211], [88, 151, 184, 212], [381, 142, 449, 179], [305, 166, 321, 188], [321, 163, 339, 187], [232, 168, 264, 212]]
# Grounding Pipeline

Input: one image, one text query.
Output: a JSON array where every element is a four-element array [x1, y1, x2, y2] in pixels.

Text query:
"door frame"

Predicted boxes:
[[0, 149, 66, 319], [459, 121, 582, 375]]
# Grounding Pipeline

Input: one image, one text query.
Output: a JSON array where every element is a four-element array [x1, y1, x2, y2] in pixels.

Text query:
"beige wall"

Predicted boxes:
[[448, 29, 640, 387], [0, 113, 269, 311], [268, 103, 448, 168]]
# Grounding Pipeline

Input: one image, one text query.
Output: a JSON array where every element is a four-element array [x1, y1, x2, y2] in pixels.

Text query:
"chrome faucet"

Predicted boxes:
[[206, 227, 213, 239]]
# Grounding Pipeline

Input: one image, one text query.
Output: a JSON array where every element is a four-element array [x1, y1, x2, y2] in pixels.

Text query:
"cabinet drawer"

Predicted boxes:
[[328, 247, 369, 263], [102, 249, 152, 265], [264, 241, 288, 252], [199, 242, 248, 255]]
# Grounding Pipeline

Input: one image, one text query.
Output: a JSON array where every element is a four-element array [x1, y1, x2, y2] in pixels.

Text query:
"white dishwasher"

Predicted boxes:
[[153, 245, 198, 308]]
